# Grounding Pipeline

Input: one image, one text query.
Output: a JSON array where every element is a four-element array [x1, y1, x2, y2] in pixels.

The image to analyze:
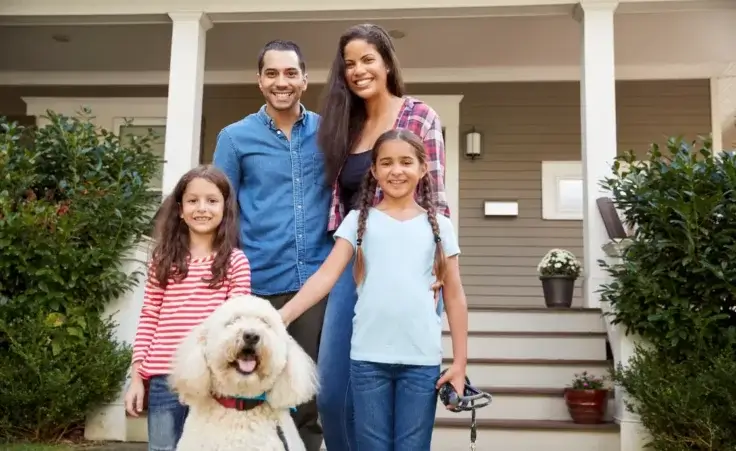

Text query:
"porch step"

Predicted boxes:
[[453, 357, 612, 388], [442, 330, 608, 360], [432, 419, 620, 451], [443, 306, 607, 333], [435, 306, 616, 451], [434, 386, 615, 421]]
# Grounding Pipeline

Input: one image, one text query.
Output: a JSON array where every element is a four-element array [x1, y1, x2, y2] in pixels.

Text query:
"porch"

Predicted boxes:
[[1, 2, 735, 449], [1, 80, 716, 310]]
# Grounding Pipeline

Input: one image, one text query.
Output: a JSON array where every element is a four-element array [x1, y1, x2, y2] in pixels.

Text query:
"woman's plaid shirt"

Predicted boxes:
[[326, 96, 451, 231]]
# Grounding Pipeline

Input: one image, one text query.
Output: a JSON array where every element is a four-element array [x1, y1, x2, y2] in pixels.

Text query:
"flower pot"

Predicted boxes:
[[540, 275, 575, 308], [564, 388, 608, 424]]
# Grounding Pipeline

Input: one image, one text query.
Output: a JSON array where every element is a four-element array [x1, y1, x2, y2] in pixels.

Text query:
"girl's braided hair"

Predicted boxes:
[[352, 128, 447, 285]]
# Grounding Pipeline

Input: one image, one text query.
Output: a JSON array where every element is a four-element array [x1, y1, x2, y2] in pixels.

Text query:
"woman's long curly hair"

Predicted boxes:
[[149, 165, 240, 289], [352, 129, 446, 286]]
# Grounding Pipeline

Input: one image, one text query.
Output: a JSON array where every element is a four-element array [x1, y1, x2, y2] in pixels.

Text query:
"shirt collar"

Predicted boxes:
[[257, 103, 307, 130]]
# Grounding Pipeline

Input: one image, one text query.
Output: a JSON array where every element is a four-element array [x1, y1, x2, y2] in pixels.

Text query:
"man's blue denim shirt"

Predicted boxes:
[[213, 105, 333, 296]]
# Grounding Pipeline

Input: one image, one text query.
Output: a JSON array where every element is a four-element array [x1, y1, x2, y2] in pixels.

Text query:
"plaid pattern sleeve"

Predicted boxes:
[[327, 96, 450, 231], [407, 101, 451, 218]]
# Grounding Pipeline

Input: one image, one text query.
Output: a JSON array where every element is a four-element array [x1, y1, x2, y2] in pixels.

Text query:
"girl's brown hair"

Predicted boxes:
[[149, 165, 240, 289], [352, 129, 447, 285]]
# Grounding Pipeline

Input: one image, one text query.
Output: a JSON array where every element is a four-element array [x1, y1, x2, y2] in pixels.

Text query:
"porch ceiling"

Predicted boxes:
[[0, 9, 734, 73]]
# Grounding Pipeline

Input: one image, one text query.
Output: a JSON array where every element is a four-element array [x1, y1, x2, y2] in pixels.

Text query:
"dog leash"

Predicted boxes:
[[276, 424, 289, 451], [437, 370, 493, 450]]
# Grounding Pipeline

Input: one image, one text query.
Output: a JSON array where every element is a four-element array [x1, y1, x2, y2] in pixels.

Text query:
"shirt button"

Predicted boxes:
[[296, 178, 300, 182], [297, 205, 302, 209]]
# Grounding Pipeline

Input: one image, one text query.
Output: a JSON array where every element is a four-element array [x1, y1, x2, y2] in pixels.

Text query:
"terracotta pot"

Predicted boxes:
[[540, 275, 575, 308], [564, 388, 608, 424]]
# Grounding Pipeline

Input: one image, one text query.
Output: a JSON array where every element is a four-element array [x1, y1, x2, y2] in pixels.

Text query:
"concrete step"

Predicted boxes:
[[127, 416, 147, 443], [444, 306, 606, 333], [442, 331, 608, 360], [449, 357, 612, 388], [435, 386, 615, 422], [432, 419, 620, 451]]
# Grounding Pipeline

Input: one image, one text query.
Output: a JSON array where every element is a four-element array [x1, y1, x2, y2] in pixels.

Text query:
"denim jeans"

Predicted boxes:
[[317, 258, 445, 451], [350, 360, 440, 451], [147, 375, 189, 451], [317, 259, 359, 451]]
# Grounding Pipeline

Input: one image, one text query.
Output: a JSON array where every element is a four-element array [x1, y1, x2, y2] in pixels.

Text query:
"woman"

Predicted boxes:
[[316, 23, 450, 451]]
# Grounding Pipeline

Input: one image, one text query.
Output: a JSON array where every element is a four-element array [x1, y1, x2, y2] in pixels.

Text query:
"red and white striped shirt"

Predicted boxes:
[[132, 249, 252, 379]]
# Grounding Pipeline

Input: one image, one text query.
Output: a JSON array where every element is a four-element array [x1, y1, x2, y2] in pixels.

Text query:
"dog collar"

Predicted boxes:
[[213, 393, 297, 413]]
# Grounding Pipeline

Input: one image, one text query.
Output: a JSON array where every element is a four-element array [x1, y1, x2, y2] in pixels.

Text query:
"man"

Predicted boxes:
[[213, 40, 331, 451]]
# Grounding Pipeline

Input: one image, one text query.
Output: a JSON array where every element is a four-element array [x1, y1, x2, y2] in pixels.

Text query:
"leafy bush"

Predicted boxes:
[[0, 110, 161, 441], [611, 346, 736, 451], [600, 136, 736, 450], [0, 315, 130, 441], [600, 137, 736, 361]]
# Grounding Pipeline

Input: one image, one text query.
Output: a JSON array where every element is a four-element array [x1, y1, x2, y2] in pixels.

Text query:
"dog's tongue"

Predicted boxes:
[[237, 355, 256, 373]]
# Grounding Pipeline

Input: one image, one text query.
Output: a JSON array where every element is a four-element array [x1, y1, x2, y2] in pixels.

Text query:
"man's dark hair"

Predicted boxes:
[[257, 40, 306, 73]]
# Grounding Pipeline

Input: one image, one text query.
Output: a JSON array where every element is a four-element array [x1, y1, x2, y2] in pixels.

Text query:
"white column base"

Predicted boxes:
[[84, 401, 127, 442], [617, 415, 650, 451], [84, 243, 150, 442]]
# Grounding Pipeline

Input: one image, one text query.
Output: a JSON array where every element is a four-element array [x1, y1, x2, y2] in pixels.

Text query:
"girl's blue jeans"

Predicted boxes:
[[351, 360, 440, 451], [146, 375, 188, 451], [317, 259, 444, 451]]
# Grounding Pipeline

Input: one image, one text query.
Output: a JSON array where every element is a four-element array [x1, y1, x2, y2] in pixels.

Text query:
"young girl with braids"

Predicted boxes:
[[280, 128, 469, 450]]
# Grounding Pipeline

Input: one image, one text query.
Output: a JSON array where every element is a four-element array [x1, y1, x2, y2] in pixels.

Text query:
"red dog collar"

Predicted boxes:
[[213, 395, 266, 411]]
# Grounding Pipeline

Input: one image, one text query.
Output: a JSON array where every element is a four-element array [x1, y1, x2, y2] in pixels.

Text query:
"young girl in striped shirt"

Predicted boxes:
[[124, 165, 252, 451]]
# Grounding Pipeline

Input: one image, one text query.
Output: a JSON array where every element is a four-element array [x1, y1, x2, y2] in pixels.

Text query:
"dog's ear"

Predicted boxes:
[[268, 335, 318, 410], [168, 322, 211, 404]]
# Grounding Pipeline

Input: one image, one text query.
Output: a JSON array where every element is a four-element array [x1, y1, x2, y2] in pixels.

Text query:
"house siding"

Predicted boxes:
[[0, 80, 712, 307]]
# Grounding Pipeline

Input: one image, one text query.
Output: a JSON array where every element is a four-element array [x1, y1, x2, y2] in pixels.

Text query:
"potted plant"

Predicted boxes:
[[537, 248, 582, 308], [564, 371, 609, 424]]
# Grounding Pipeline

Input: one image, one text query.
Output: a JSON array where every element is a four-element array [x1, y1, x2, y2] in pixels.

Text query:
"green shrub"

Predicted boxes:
[[600, 136, 736, 450], [0, 110, 161, 441], [611, 346, 736, 451], [600, 137, 736, 361], [0, 315, 130, 441]]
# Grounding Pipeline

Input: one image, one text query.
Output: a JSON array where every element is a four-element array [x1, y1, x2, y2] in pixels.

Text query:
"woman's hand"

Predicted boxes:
[[435, 363, 467, 409], [430, 279, 443, 305], [124, 376, 146, 417]]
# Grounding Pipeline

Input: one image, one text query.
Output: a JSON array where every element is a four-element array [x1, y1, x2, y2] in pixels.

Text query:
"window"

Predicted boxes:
[[118, 123, 166, 201], [541, 161, 583, 220], [115, 119, 166, 236]]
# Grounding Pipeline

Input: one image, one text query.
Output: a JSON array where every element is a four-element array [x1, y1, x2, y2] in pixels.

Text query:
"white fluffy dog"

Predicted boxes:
[[169, 294, 318, 451]]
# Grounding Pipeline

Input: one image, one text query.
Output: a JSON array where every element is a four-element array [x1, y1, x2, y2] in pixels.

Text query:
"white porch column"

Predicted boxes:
[[710, 74, 736, 153], [578, 0, 617, 311], [578, 4, 648, 450], [162, 12, 212, 196]]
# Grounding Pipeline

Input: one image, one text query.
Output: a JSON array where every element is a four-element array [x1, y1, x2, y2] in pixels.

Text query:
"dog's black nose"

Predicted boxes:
[[243, 332, 260, 345]]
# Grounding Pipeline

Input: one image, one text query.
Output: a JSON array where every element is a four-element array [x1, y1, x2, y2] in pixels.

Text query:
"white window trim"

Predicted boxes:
[[541, 160, 583, 221], [114, 117, 167, 196]]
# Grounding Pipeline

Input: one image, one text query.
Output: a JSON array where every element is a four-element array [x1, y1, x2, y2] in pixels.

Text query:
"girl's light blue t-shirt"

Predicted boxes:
[[334, 208, 461, 366]]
